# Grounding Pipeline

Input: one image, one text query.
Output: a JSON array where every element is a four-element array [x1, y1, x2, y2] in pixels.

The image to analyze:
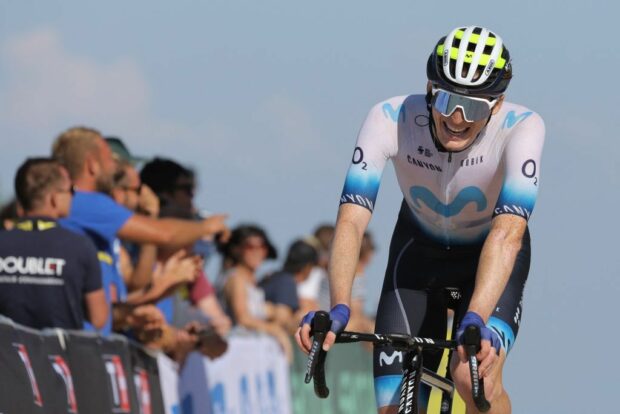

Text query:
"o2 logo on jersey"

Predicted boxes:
[[352, 146, 368, 170], [410, 186, 487, 218], [103, 355, 131, 413], [521, 159, 538, 185], [382, 103, 405, 123], [49, 355, 78, 413]]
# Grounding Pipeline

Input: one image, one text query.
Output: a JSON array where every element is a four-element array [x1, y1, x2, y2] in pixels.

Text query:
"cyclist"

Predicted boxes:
[[296, 25, 545, 414]]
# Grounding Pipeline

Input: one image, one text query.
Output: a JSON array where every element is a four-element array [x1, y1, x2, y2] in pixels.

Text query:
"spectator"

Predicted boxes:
[[0, 158, 107, 330], [140, 157, 196, 211], [108, 151, 228, 359], [260, 239, 318, 334], [217, 224, 292, 361], [158, 203, 232, 338], [51, 126, 230, 335], [297, 224, 334, 313], [140, 156, 232, 336], [111, 159, 160, 292], [0, 199, 21, 231]]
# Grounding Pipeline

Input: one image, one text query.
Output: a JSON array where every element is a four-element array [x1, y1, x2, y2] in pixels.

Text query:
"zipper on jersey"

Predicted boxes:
[[442, 152, 453, 250]]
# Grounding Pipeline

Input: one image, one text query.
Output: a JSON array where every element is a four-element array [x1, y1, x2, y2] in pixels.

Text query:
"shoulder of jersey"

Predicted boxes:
[[370, 94, 427, 121], [495, 101, 544, 130]]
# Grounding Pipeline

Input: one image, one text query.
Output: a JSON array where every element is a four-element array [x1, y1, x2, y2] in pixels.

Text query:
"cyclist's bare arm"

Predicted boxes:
[[469, 214, 527, 322], [459, 213, 526, 374], [295, 203, 371, 353], [324, 203, 372, 349]]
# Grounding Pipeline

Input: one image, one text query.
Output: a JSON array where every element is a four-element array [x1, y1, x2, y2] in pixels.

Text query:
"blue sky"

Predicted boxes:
[[1, 1, 618, 412]]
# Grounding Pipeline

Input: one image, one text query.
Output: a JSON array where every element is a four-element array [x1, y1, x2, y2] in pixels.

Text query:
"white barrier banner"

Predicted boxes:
[[179, 332, 291, 414], [158, 353, 181, 414]]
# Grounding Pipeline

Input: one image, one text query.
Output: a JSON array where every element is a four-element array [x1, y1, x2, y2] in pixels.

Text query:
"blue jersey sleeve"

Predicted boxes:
[[340, 100, 399, 213], [493, 112, 545, 220]]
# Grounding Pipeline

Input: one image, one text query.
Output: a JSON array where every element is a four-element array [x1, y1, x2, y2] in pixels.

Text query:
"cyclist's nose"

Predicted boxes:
[[448, 107, 468, 124]]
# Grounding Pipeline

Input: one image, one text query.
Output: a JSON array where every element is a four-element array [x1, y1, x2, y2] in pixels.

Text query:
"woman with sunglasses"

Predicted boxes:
[[217, 224, 293, 362], [297, 26, 545, 414]]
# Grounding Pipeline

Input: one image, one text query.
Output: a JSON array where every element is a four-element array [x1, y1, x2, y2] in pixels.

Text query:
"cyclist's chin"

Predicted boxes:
[[436, 123, 479, 152]]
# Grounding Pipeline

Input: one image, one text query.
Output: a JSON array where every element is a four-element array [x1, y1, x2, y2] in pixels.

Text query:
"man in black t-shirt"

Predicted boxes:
[[0, 158, 107, 330]]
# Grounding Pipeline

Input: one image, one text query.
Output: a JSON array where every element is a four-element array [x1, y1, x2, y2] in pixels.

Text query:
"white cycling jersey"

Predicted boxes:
[[340, 94, 545, 246]]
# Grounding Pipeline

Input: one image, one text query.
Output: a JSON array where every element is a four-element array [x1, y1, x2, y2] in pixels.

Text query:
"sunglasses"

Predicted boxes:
[[431, 88, 498, 123]]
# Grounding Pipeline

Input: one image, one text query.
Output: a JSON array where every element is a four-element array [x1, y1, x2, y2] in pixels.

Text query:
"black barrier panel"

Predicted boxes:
[[99, 335, 140, 414], [64, 331, 120, 414], [0, 320, 42, 414], [129, 344, 165, 414], [41, 331, 81, 414], [0, 318, 166, 414]]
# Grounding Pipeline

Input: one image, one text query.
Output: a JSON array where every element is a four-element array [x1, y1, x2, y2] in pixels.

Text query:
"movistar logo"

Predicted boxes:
[[382, 103, 405, 122], [379, 351, 403, 367], [502, 110, 533, 129], [410, 186, 487, 218]]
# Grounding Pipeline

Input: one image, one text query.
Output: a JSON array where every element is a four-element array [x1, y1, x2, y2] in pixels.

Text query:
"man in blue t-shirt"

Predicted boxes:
[[0, 158, 107, 330], [260, 240, 318, 333], [52, 126, 231, 335]]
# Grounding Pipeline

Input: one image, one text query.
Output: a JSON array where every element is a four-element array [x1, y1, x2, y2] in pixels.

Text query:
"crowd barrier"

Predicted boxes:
[[164, 329, 292, 414], [1, 318, 396, 414], [0, 317, 164, 414]]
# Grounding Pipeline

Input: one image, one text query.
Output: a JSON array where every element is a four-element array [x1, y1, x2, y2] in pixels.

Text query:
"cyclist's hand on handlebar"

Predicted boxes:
[[294, 304, 351, 353], [456, 311, 502, 377]]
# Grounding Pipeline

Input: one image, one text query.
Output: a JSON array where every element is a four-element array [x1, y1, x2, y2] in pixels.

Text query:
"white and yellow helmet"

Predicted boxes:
[[427, 26, 512, 97]]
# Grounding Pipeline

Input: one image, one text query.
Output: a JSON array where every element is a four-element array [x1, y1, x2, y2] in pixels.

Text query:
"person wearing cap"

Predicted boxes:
[[259, 239, 319, 334], [297, 26, 545, 413], [217, 224, 292, 362], [105, 136, 147, 166]]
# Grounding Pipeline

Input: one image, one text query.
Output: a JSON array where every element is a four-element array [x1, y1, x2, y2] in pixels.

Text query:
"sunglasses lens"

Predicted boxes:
[[432, 90, 493, 122]]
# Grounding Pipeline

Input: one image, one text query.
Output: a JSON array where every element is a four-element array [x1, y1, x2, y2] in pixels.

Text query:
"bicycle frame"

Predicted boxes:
[[304, 312, 491, 413]]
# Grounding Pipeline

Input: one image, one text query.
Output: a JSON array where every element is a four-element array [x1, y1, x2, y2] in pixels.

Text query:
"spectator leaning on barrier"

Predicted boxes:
[[107, 161, 224, 362], [158, 203, 232, 337], [140, 156, 231, 335], [260, 239, 318, 334], [0, 158, 108, 330], [111, 159, 158, 291], [51, 126, 230, 335], [217, 224, 293, 361]]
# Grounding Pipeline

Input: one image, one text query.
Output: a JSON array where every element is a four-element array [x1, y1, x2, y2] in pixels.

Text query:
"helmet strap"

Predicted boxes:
[[426, 91, 448, 152]]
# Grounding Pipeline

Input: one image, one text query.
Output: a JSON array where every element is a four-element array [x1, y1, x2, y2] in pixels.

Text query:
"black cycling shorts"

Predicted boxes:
[[373, 201, 530, 408]]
